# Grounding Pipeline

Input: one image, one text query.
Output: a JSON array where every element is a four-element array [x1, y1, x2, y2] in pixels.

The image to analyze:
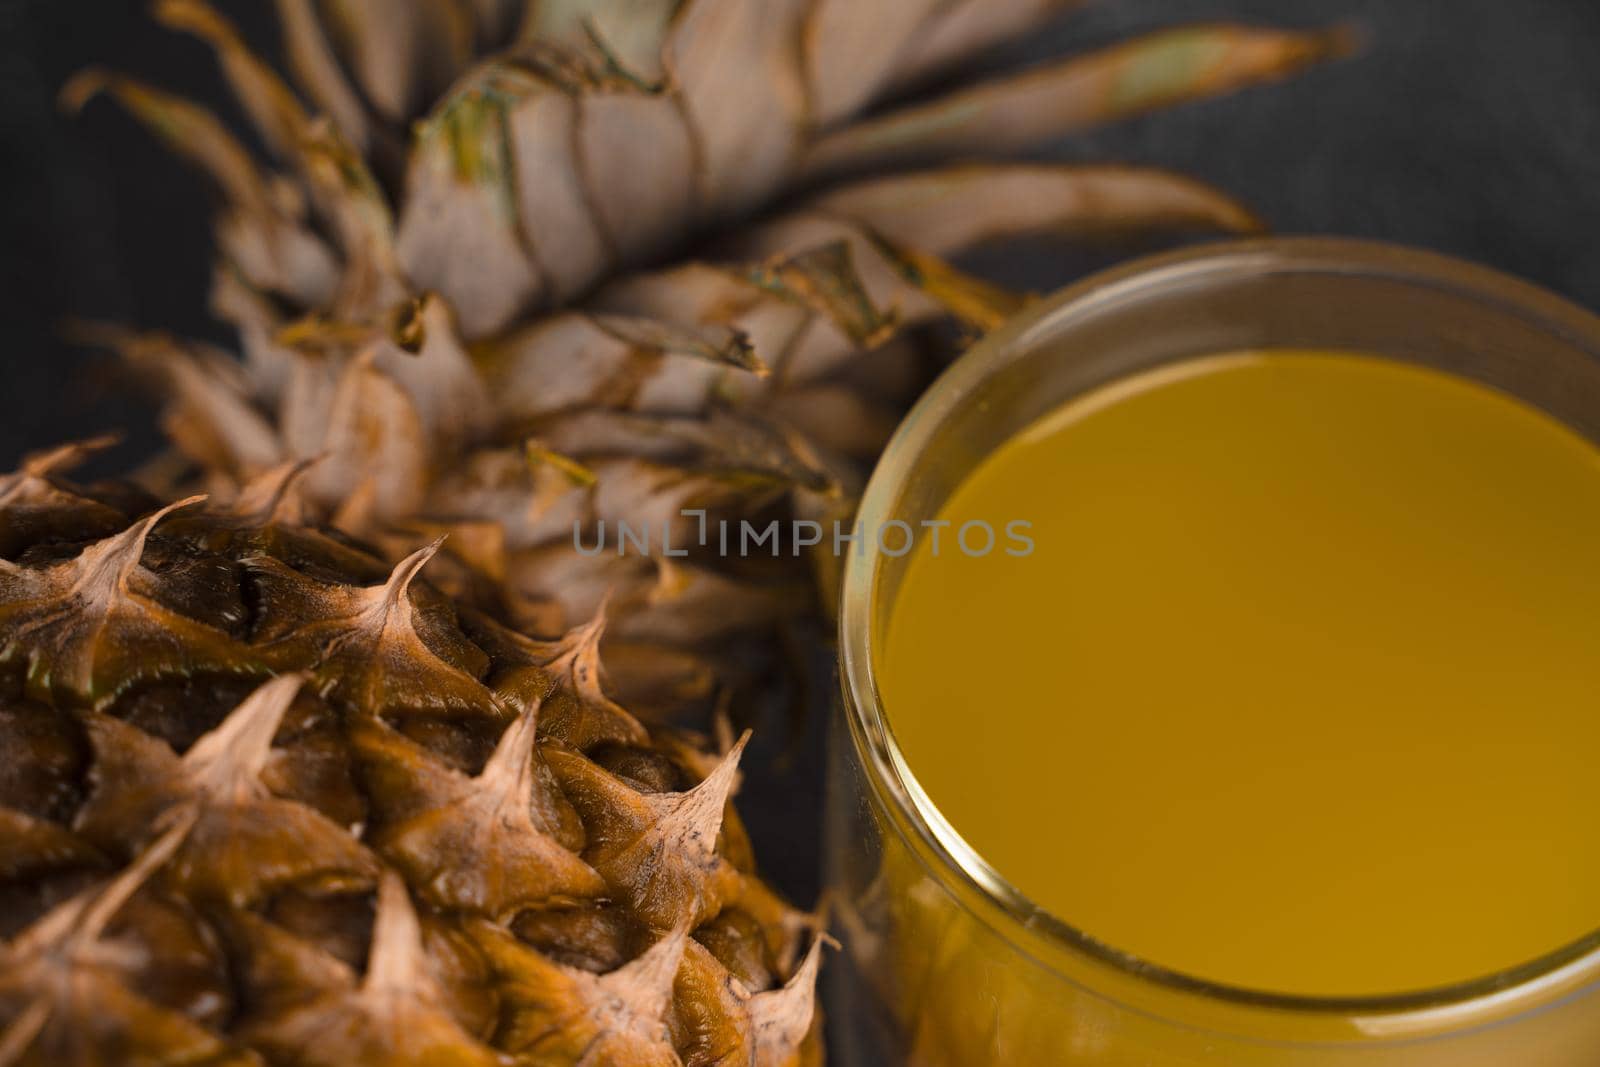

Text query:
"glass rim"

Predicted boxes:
[[836, 235, 1600, 1024]]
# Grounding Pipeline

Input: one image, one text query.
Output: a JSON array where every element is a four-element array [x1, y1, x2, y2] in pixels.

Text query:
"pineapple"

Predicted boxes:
[[0, 2, 1346, 1064], [0, 445, 819, 1065]]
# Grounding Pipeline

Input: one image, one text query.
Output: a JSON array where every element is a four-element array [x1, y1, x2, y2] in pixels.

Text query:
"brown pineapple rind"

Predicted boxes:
[[0, 454, 822, 1066]]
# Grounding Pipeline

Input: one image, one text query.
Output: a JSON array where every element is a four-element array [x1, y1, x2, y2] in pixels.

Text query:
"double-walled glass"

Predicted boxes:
[[827, 238, 1600, 1065]]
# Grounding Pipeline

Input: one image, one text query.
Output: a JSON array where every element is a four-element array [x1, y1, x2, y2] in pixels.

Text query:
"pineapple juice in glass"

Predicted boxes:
[[827, 239, 1600, 1065]]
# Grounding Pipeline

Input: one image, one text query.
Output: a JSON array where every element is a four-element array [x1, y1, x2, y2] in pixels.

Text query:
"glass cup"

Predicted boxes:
[[826, 237, 1600, 1066]]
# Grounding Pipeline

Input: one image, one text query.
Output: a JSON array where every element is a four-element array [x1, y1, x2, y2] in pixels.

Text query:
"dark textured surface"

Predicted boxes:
[[2, 0, 1598, 914]]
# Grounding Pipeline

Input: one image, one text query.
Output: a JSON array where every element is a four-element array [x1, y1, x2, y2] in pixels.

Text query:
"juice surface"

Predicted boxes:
[[879, 350, 1600, 998]]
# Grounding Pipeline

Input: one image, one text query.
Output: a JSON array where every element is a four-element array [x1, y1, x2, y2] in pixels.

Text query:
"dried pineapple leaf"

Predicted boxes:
[[315, 0, 473, 123], [271, 337, 342, 462], [619, 559, 808, 646], [487, 544, 633, 642], [526, 443, 599, 488], [546, 732, 749, 930], [63, 72, 339, 307], [470, 0, 524, 48], [748, 241, 896, 348], [587, 457, 793, 549], [155, 0, 312, 161], [0, 497, 257, 708], [397, 65, 548, 338], [298, 121, 409, 319], [501, 70, 613, 304], [467, 918, 685, 1063], [590, 313, 764, 374], [723, 163, 1248, 379], [223, 456, 323, 528], [886, 0, 1082, 92], [302, 350, 430, 519], [61, 70, 267, 211], [481, 312, 751, 427], [590, 263, 819, 389], [523, 0, 679, 84], [352, 705, 605, 918], [709, 214, 975, 372], [801, 0, 944, 127], [869, 239, 1025, 333], [273, 0, 372, 151], [84, 327, 283, 479], [664, 0, 808, 215], [812, 163, 1263, 253], [577, 88, 697, 263], [531, 409, 833, 494], [375, 294, 491, 454], [736, 163, 1259, 338], [241, 871, 504, 1067], [422, 445, 592, 552], [206, 275, 290, 388], [248, 540, 502, 720], [804, 23, 1355, 178]]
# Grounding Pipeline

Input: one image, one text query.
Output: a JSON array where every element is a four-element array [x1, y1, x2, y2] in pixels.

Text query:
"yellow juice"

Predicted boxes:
[[880, 350, 1600, 999]]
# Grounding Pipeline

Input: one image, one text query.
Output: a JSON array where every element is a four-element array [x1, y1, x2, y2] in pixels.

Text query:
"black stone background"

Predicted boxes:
[[2, 0, 1598, 1030]]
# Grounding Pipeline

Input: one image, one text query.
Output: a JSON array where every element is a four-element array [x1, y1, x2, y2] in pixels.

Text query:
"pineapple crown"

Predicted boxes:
[[59, 3, 1348, 594]]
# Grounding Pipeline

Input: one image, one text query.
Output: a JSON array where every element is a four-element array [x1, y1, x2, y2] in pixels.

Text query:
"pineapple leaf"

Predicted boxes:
[[314, 0, 473, 123], [882, 0, 1085, 95], [589, 313, 764, 374], [525, 0, 682, 86], [663, 0, 808, 214], [802, 0, 947, 128], [811, 162, 1264, 255], [155, 0, 313, 163], [272, 0, 373, 151], [749, 241, 899, 349], [803, 23, 1356, 179]]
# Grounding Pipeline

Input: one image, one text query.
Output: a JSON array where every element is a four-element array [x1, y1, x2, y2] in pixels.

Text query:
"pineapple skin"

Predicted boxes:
[[0, 450, 822, 1067]]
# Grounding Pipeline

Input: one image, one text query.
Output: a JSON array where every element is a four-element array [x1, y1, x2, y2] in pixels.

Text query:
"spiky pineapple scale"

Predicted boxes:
[[0, 452, 821, 1067]]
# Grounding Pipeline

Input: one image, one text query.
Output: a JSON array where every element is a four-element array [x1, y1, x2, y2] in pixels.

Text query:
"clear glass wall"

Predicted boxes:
[[828, 239, 1600, 1066]]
